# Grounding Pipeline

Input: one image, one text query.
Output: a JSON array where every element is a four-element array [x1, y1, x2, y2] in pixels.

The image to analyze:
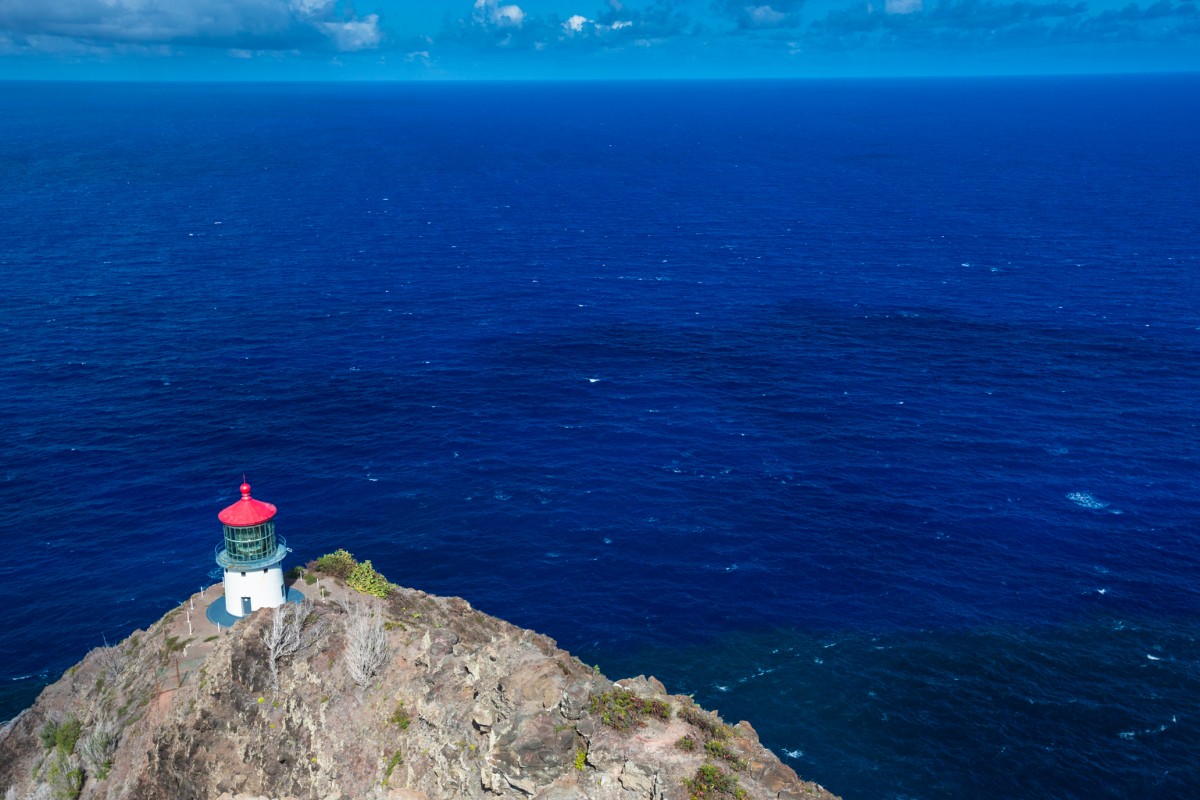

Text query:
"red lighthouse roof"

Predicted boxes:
[[218, 482, 277, 527]]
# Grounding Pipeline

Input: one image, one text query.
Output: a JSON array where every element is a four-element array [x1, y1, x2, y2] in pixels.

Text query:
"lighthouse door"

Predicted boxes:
[[241, 596, 252, 615]]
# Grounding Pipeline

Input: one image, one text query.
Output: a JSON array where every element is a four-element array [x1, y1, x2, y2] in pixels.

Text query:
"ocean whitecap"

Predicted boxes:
[[1067, 492, 1109, 509]]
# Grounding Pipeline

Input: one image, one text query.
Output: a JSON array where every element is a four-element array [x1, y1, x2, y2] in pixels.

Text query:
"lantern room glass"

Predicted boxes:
[[223, 521, 276, 562]]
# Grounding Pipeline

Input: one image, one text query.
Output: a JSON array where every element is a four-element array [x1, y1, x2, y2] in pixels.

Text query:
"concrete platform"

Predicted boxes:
[[204, 586, 307, 629]]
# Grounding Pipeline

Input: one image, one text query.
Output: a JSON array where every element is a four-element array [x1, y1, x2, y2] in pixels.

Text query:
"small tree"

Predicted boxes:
[[341, 600, 389, 687]]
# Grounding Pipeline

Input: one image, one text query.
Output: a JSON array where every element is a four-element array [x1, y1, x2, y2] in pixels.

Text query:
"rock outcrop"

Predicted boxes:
[[0, 575, 839, 800]]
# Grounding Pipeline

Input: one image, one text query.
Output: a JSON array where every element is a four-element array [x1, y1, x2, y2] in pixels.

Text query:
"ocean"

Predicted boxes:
[[1, 75, 1197, 798]]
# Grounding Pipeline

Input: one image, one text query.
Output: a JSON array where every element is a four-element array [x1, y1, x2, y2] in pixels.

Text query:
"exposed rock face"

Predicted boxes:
[[0, 579, 839, 800]]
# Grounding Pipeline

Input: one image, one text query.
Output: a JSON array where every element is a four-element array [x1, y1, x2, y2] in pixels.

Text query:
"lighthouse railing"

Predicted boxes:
[[214, 537, 290, 571]]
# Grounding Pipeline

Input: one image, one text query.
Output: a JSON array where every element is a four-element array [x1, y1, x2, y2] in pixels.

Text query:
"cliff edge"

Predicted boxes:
[[0, 572, 839, 800]]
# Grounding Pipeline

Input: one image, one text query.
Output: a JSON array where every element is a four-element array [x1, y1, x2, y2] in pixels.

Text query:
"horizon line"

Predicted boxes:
[[2, 69, 1198, 85]]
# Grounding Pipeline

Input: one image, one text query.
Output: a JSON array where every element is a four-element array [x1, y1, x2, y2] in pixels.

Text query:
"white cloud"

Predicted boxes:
[[564, 14, 591, 33], [288, 0, 333, 14], [0, 0, 382, 52], [745, 5, 788, 26], [319, 15, 381, 51], [229, 48, 254, 58], [474, 0, 526, 28], [885, 0, 923, 14], [562, 14, 633, 35]]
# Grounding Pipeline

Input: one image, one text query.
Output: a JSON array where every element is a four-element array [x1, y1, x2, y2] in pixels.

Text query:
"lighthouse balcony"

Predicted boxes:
[[214, 537, 290, 571]]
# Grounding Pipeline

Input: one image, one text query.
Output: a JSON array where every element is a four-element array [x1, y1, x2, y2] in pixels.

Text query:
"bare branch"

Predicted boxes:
[[342, 600, 389, 688], [261, 599, 319, 693]]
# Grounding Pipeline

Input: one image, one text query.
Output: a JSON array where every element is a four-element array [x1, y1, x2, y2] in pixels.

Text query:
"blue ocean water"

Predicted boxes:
[[1, 76, 1198, 798]]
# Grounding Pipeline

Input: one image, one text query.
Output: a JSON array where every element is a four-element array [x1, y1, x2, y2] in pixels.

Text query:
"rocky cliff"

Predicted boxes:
[[0, 571, 839, 800]]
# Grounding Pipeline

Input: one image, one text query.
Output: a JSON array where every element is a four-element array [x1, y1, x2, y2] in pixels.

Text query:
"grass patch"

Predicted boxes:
[[704, 739, 747, 771], [683, 764, 746, 800], [680, 706, 731, 740], [381, 750, 404, 787], [589, 689, 671, 731], [388, 701, 411, 730], [164, 636, 193, 654]]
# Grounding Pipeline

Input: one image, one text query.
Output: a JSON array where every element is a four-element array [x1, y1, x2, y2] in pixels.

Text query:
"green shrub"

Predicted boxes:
[[310, 549, 357, 579], [389, 701, 411, 730], [47, 750, 84, 800], [55, 716, 82, 753], [675, 735, 697, 751], [285, 566, 303, 582], [40, 719, 60, 752], [348, 559, 393, 597], [683, 764, 745, 800], [574, 748, 587, 770], [304, 573, 317, 585], [589, 689, 671, 731]]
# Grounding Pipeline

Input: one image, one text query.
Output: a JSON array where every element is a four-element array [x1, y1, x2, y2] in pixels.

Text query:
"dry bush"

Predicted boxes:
[[261, 599, 322, 693], [340, 600, 389, 687]]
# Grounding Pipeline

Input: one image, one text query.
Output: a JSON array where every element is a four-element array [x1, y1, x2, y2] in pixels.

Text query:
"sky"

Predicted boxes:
[[0, 0, 1197, 80]]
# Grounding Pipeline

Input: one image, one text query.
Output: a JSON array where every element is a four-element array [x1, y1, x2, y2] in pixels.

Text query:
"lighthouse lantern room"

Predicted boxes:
[[216, 482, 289, 618]]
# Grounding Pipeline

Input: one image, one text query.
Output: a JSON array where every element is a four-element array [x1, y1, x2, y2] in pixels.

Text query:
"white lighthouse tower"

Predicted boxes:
[[215, 481, 289, 618]]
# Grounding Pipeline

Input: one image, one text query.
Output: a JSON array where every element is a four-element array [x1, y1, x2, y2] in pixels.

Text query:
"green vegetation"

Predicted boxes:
[[55, 716, 82, 753], [381, 750, 404, 787], [304, 573, 317, 585], [40, 719, 60, 752], [388, 700, 411, 730], [348, 559, 393, 597], [589, 689, 671, 731], [675, 735, 697, 751], [310, 548, 357, 579], [574, 748, 588, 771], [79, 721, 117, 781], [164, 636, 192, 654], [309, 548, 395, 596], [683, 764, 746, 800], [679, 706, 731, 740], [47, 749, 84, 800], [704, 739, 747, 771], [285, 566, 304, 582]]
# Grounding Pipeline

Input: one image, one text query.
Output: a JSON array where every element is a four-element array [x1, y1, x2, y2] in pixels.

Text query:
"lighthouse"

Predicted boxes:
[[215, 481, 290, 618]]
